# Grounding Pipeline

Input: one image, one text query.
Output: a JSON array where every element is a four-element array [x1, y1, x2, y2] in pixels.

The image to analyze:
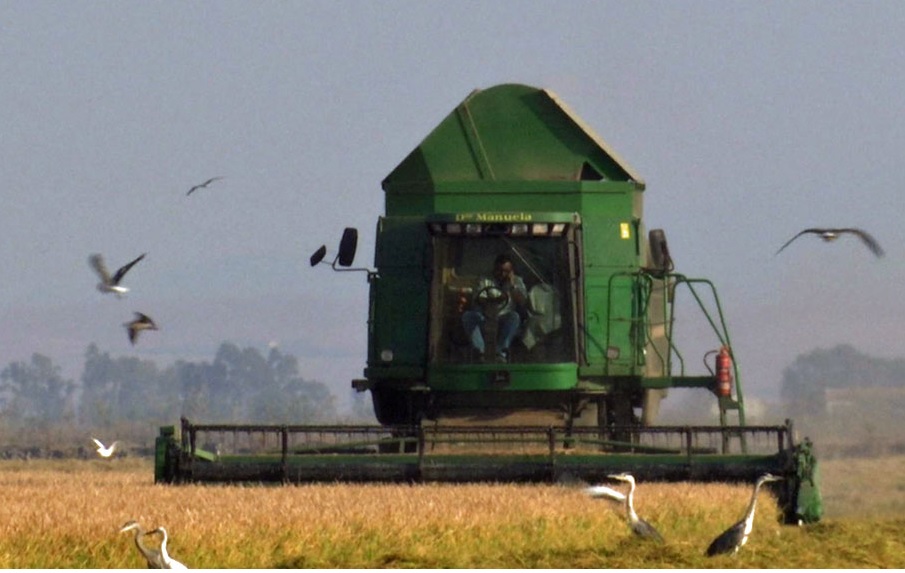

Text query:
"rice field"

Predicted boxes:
[[0, 458, 903, 568]]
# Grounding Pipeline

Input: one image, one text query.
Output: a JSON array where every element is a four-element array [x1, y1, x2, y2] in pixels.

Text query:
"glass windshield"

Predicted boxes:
[[429, 228, 575, 365]]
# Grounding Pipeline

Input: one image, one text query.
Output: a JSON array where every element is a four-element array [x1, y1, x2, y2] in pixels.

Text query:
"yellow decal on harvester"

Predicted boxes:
[[620, 222, 631, 239]]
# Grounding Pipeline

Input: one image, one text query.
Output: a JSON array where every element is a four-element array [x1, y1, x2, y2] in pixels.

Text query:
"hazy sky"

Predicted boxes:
[[2, 1, 904, 413]]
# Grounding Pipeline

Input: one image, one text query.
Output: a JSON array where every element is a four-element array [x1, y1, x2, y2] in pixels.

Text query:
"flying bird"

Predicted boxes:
[[119, 520, 165, 569], [775, 228, 884, 257], [186, 176, 224, 196], [125, 312, 158, 345], [584, 484, 627, 503], [148, 526, 188, 569], [93, 438, 120, 458], [89, 253, 146, 297], [607, 473, 664, 542], [706, 473, 784, 557]]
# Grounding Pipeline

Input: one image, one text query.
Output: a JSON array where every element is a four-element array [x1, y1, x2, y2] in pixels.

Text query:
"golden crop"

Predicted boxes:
[[0, 458, 902, 568]]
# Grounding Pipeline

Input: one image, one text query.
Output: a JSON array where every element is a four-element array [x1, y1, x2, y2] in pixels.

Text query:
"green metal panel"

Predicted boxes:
[[370, 217, 430, 369], [383, 84, 644, 196], [428, 363, 577, 391]]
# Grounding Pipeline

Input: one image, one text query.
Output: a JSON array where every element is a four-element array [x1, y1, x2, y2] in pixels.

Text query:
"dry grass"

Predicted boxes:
[[0, 459, 903, 568], [819, 455, 905, 518]]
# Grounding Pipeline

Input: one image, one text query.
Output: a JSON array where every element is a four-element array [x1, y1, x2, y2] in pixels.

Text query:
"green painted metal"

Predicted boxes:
[[383, 84, 644, 193], [428, 363, 576, 391], [370, 84, 650, 412], [154, 425, 175, 484]]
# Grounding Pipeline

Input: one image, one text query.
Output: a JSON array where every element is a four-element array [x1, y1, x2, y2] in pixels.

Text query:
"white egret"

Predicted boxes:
[[607, 473, 664, 542], [148, 526, 188, 569], [706, 473, 784, 557], [584, 484, 626, 503], [93, 438, 120, 458], [119, 520, 164, 568]]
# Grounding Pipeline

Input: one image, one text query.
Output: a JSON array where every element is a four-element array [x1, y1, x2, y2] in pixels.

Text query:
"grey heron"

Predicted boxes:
[[89, 253, 146, 297], [775, 227, 884, 257], [92, 438, 119, 458], [607, 473, 664, 542], [124, 312, 158, 345], [705, 473, 784, 557], [186, 176, 224, 196], [119, 520, 164, 568], [148, 526, 188, 569]]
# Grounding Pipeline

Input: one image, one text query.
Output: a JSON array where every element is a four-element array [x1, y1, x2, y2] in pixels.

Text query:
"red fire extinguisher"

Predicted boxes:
[[715, 346, 733, 397]]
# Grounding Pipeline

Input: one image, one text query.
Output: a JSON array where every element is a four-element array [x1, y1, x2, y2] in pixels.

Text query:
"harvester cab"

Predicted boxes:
[[158, 83, 823, 525]]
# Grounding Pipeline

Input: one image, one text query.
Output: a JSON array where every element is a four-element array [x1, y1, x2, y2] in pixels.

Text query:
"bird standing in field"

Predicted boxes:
[[775, 227, 884, 257], [89, 253, 146, 297], [607, 473, 664, 542], [148, 526, 188, 569], [119, 520, 165, 568], [186, 176, 223, 196], [705, 473, 784, 557], [124, 312, 158, 345], [93, 438, 119, 458]]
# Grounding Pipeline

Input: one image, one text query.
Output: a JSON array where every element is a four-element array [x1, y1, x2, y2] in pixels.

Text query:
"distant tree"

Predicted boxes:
[[79, 343, 169, 427], [0, 353, 75, 427], [781, 344, 905, 415], [170, 343, 338, 423]]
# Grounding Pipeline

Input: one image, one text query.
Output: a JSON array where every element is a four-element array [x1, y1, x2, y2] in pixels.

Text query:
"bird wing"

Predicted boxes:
[[842, 228, 884, 257], [584, 485, 626, 502], [705, 519, 745, 556], [89, 254, 112, 284], [775, 229, 822, 255], [92, 438, 105, 449], [134, 312, 157, 328], [112, 254, 146, 284], [634, 518, 664, 542], [127, 325, 140, 345], [186, 176, 223, 195]]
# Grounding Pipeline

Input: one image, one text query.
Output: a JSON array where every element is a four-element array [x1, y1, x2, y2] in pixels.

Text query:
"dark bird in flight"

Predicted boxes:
[[89, 253, 146, 297], [775, 228, 884, 257], [186, 176, 224, 196], [124, 312, 158, 345]]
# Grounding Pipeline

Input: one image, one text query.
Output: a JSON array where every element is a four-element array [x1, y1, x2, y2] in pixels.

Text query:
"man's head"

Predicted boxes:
[[493, 254, 514, 282]]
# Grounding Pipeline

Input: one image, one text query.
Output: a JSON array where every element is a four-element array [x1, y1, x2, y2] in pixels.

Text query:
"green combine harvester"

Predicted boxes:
[[156, 83, 822, 524]]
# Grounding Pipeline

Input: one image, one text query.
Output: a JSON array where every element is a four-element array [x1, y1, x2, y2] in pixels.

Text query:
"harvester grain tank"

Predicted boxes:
[[157, 84, 822, 524]]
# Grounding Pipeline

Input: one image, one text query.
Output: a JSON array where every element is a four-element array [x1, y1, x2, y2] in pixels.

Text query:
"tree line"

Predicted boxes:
[[781, 343, 905, 414], [0, 342, 346, 434]]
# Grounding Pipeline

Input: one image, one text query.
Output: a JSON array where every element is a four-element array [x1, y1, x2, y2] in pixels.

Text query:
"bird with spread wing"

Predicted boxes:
[[775, 228, 884, 257], [89, 253, 146, 297]]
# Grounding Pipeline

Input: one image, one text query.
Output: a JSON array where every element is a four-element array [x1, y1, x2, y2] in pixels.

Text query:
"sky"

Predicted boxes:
[[2, 1, 904, 416]]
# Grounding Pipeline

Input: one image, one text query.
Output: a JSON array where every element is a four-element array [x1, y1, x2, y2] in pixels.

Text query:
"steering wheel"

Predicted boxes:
[[474, 285, 509, 316]]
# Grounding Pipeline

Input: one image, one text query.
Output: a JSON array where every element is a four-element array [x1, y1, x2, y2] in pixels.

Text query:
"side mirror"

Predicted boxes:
[[337, 227, 358, 267], [648, 229, 673, 272], [309, 245, 328, 267]]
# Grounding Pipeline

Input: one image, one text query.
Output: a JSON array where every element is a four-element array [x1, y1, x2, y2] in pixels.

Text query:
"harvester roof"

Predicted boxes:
[[382, 83, 645, 192]]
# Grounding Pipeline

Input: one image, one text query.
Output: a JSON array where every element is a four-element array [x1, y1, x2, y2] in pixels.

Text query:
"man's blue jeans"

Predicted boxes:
[[462, 310, 521, 359]]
